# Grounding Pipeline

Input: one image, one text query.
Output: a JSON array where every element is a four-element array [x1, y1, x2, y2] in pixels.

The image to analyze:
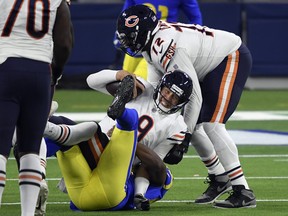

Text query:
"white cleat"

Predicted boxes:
[[49, 101, 59, 118], [35, 179, 49, 216], [56, 177, 68, 194]]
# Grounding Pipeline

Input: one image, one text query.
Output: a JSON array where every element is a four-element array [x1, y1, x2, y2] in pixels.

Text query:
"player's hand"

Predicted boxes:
[[163, 133, 192, 165]]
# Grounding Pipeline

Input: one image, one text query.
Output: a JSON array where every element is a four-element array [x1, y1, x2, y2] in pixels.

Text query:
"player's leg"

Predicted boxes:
[[191, 123, 231, 204], [183, 99, 230, 204], [12, 58, 51, 215], [145, 167, 173, 202], [83, 77, 138, 210], [35, 138, 49, 216], [12, 131, 48, 216], [122, 54, 142, 73], [44, 120, 99, 146], [92, 108, 138, 210], [0, 59, 20, 206], [133, 58, 148, 80], [201, 44, 256, 208], [133, 143, 167, 211]]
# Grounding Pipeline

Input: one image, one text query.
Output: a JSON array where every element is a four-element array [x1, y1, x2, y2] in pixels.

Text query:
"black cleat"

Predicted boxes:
[[107, 75, 134, 120], [134, 194, 150, 211], [195, 174, 232, 204], [214, 185, 256, 208]]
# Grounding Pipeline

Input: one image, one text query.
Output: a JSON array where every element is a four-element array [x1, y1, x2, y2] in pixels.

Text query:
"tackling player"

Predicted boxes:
[[116, 4, 256, 208], [43, 76, 173, 211]]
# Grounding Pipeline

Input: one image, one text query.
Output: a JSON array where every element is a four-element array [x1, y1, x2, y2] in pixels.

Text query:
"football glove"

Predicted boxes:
[[163, 132, 192, 165]]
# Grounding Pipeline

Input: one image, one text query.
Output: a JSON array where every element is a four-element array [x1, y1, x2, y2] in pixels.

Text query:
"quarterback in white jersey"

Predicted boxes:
[[87, 69, 189, 161], [116, 5, 256, 209]]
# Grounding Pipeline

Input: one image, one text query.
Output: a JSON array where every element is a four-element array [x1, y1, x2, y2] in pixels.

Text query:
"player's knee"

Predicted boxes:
[[202, 122, 225, 134]]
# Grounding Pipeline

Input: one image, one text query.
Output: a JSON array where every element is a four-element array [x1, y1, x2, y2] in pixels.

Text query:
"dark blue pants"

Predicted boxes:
[[198, 43, 252, 124], [0, 57, 51, 156]]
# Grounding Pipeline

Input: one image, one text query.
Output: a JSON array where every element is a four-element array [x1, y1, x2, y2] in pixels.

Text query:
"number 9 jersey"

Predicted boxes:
[[98, 77, 188, 161], [0, 0, 62, 64]]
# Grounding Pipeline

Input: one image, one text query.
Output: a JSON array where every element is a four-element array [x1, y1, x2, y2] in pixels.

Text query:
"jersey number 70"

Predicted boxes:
[[1, 0, 50, 39]]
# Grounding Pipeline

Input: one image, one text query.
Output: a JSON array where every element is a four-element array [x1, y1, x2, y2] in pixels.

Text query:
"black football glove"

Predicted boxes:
[[163, 132, 192, 165]]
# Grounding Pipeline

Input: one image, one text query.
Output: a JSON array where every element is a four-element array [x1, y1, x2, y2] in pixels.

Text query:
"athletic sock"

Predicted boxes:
[[19, 154, 42, 215], [134, 177, 150, 197], [202, 153, 226, 175], [0, 155, 7, 207], [39, 138, 47, 178]]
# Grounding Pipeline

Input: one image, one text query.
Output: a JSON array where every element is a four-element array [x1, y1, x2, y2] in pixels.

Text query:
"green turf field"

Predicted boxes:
[[1, 89, 288, 215]]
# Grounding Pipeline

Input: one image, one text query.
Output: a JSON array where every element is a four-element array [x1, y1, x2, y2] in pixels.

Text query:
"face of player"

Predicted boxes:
[[159, 87, 180, 109]]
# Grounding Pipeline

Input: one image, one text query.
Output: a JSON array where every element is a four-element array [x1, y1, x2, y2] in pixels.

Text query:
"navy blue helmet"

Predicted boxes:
[[116, 4, 158, 56], [153, 70, 193, 114]]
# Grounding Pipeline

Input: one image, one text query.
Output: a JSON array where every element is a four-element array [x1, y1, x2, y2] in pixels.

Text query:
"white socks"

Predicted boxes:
[[19, 154, 42, 216], [44, 121, 98, 146], [0, 155, 7, 207], [134, 177, 150, 197]]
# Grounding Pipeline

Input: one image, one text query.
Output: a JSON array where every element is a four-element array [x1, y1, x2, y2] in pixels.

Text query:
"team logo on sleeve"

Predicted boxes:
[[125, 15, 139, 28]]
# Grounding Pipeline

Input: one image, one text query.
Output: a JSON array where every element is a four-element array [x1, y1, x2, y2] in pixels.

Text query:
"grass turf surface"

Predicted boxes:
[[1, 89, 287, 215]]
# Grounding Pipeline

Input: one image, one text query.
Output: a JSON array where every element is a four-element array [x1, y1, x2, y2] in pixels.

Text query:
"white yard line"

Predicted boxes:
[[2, 199, 288, 206], [54, 111, 288, 122]]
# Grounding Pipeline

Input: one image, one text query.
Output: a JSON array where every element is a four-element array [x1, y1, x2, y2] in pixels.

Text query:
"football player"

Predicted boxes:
[[43, 76, 173, 211], [116, 4, 256, 208], [44, 70, 192, 211], [0, 0, 73, 215], [111, 0, 202, 79]]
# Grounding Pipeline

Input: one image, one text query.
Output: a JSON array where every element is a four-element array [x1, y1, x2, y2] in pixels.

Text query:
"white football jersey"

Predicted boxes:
[[0, 0, 62, 64], [87, 70, 188, 161], [144, 21, 242, 82], [142, 21, 242, 133]]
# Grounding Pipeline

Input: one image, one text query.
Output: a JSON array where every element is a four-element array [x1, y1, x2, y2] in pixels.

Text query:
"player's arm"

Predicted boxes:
[[180, 0, 203, 25], [135, 143, 167, 187], [166, 48, 202, 133], [87, 69, 145, 97], [51, 0, 74, 85]]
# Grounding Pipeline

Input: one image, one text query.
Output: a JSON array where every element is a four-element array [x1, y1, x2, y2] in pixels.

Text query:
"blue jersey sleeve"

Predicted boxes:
[[180, 0, 202, 25], [122, 0, 135, 10]]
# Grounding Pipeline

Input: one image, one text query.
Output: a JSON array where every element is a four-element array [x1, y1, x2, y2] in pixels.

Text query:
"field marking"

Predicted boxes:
[[2, 199, 288, 206], [6, 176, 288, 181], [185, 154, 288, 158], [55, 111, 288, 121], [7, 154, 288, 160]]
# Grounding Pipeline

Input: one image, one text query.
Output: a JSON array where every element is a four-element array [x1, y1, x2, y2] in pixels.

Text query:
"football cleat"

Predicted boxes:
[[35, 179, 49, 216], [48, 101, 58, 118], [134, 194, 150, 211], [107, 75, 134, 120], [195, 174, 232, 204], [56, 177, 68, 194], [213, 185, 256, 208]]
